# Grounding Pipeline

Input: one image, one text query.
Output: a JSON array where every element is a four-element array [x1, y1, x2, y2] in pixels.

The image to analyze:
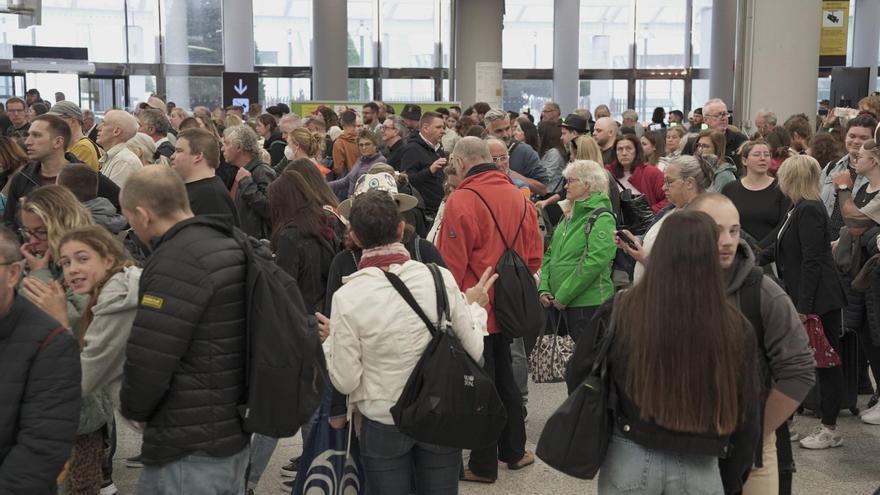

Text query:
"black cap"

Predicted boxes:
[[560, 113, 588, 134], [401, 104, 422, 121]]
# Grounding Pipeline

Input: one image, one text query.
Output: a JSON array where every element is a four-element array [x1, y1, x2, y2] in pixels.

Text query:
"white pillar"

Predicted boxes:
[[709, 0, 737, 107], [454, 0, 503, 109], [312, 0, 349, 100], [553, 0, 579, 113], [737, 0, 822, 129], [163, 0, 190, 108], [852, 0, 880, 92], [223, 0, 255, 73]]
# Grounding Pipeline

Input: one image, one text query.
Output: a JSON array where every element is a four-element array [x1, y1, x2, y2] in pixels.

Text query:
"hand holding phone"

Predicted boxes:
[[616, 230, 638, 250]]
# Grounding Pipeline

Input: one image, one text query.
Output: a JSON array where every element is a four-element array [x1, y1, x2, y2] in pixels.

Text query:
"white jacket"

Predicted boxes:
[[81, 266, 141, 405], [326, 261, 487, 425]]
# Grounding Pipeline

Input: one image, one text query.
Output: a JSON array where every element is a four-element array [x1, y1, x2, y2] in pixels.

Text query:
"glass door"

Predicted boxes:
[[79, 76, 128, 112], [0, 73, 26, 103]]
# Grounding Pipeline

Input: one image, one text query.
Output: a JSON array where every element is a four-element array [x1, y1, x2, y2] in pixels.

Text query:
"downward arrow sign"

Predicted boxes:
[[234, 79, 247, 95]]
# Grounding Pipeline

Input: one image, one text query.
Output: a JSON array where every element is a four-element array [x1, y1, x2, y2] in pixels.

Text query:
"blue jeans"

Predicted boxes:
[[510, 337, 529, 411], [599, 434, 724, 495], [359, 417, 460, 495], [137, 447, 249, 495], [245, 406, 321, 489]]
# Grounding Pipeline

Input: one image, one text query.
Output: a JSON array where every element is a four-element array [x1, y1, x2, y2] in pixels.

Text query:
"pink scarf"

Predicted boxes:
[[358, 242, 411, 270]]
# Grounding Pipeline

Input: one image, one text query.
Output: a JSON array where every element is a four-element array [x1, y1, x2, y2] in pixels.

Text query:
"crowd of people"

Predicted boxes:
[[1, 85, 880, 495]]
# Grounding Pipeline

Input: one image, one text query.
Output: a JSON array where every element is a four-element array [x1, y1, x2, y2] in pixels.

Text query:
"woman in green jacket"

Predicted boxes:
[[539, 159, 617, 342]]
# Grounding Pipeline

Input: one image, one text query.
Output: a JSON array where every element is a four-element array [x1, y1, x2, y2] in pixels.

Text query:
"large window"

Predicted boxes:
[[261, 77, 311, 105], [381, 0, 436, 68], [349, 78, 374, 101], [503, 0, 554, 69], [636, 0, 686, 68], [166, 76, 221, 110], [382, 79, 434, 102], [691, 79, 710, 110], [254, 0, 312, 66], [579, 0, 633, 69], [579, 80, 628, 120], [349, 0, 376, 67], [635, 79, 684, 121], [691, 0, 712, 68], [163, 0, 223, 65], [503, 80, 552, 116]]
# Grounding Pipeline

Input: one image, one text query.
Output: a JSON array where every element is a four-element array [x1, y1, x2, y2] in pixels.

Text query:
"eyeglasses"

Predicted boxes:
[[19, 227, 48, 242], [704, 112, 731, 121], [357, 142, 374, 148], [565, 177, 581, 184], [696, 143, 714, 150], [664, 176, 685, 186], [491, 155, 509, 163]]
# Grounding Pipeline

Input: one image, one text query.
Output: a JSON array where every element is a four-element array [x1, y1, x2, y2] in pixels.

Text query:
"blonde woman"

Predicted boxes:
[[769, 155, 847, 450], [283, 127, 329, 176], [126, 132, 158, 167]]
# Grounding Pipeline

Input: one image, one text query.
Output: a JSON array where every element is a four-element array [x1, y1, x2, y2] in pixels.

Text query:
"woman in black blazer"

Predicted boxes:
[[771, 155, 847, 450]]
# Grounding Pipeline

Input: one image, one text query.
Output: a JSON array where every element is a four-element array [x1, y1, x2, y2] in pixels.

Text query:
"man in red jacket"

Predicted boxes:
[[438, 136, 543, 483]]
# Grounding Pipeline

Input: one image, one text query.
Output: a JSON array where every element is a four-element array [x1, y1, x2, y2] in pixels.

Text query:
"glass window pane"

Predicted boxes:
[[503, 79, 552, 116], [261, 77, 311, 104], [579, 79, 629, 121], [164, 0, 223, 65], [691, 79, 710, 111], [818, 76, 831, 104], [580, 0, 633, 69], [440, 0, 451, 68], [504, 0, 554, 69], [349, 78, 374, 101], [25, 73, 79, 104], [635, 79, 684, 124], [127, 0, 161, 63], [691, 0, 712, 68], [129, 75, 158, 111], [254, 0, 312, 66], [382, 79, 434, 102], [349, 0, 375, 67], [166, 76, 222, 111], [636, 0, 686, 68], [381, 0, 436, 68]]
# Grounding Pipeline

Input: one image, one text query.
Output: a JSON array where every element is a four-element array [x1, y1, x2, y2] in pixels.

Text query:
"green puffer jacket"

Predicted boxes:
[[539, 192, 617, 307]]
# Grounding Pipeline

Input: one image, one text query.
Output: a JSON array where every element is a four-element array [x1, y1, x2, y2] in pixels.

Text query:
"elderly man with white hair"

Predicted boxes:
[[684, 98, 748, 170], [97, 110, 143, 187]]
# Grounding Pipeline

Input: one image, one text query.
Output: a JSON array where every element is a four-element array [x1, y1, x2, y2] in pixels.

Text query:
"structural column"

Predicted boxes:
[[709, 0, 737, 107], [736, 0, 821, 129], [453, 0, 503, 109], [223, 0, 255, 73], [552, 0, 580, 114], [312, 0, 349, 100], [852, 0, 880, 92]]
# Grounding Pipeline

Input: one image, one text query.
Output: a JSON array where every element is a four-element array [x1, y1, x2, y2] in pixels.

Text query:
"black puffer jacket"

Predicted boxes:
[[234, 157, 276, 240], [398, 136, 444, 215], [120, 216, 249, 465], [274, 221, 339, 314], [0, 295, 81, 494]]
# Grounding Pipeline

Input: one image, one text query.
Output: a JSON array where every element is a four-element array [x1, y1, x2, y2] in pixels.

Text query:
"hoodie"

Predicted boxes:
[[710, 159, 738, 193], [84, 197, 128, 234], [330, 131, 360, 177], [725, 239, 815, 404]]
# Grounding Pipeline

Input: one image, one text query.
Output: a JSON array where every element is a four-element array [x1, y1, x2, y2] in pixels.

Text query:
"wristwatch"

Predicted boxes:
[[837, 183, 850, 192]]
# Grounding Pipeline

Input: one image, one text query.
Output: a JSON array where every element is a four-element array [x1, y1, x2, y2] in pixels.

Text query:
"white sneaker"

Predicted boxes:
[[861, 406, 880, 425], [789, 430, 800, 442], [799, 425, 843, 449], [99, 483, 118, 495], [859, 401, 880, 418]]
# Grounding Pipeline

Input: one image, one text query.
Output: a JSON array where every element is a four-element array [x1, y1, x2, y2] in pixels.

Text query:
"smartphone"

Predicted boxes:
[[616, 230, 638, 250]]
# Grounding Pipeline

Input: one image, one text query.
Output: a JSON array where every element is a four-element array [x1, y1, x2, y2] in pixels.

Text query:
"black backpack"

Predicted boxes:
[[233, 230, 325, 438], [463, 188, 543, 340], [385, 263, 507, 450]]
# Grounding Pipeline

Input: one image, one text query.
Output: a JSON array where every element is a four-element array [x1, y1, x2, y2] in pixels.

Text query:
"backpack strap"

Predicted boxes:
[[461, 188, 527, 249], [576, 207, 614, 275], [413, 236, 423, 262], [426, 263, 450, 325], [384, 270, 438, 336], [38, 327, 68, 352], [739, 266, 766, 355]]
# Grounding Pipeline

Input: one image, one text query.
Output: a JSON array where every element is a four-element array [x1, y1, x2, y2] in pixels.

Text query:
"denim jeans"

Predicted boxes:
[[245, 400, 322, 490], [137, 447, 249, 495], [359, 417, 460, 495], [598, 434, 724, 495], [510, 337, 529, 411]]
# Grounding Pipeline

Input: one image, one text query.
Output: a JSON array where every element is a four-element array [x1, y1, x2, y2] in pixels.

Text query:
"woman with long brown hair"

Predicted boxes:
[[568, 211, 760, 494], [0, 135, 28, 216], [57, 226, 140, 495]]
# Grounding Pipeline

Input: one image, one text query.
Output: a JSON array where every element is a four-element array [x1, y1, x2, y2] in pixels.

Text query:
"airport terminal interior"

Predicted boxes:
[[1, 0, 880, 494]]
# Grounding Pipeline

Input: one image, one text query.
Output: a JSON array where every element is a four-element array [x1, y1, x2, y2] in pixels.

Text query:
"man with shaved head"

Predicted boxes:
[[119, 165, 250, 494], [97, 110, 143, 187], [592, 116, 618, 165]]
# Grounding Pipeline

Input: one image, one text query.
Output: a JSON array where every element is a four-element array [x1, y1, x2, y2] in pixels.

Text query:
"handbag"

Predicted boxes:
[[383, 263, 507, 450], [529, 312, 574, 383], [612, 177, 654, 235], [834, 226, 860, 277], [803, 315, 842, 368], [535, 298, 618, 479], [292, 386, 365, 495]]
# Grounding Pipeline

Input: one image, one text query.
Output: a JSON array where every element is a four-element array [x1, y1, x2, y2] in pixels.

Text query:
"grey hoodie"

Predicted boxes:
[[84, 197, 128, 234], [726, 239, 815, 402]]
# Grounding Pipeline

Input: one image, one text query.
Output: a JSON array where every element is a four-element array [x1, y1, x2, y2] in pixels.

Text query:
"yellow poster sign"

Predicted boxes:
[[820, 1, 849, 57]]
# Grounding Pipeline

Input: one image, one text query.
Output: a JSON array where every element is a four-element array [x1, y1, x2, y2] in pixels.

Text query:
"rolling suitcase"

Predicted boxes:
[[801, 327, 861, 416]]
